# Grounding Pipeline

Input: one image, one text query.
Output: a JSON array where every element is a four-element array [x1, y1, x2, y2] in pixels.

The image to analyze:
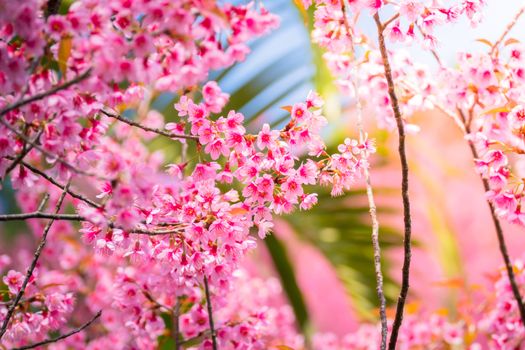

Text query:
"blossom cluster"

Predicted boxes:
[[434, 43, 525, 226], [2, 267, 76, 343], [305, 0, 485, 52], [0, 0, 372, 348], [304, 0, 525, 228], [3, 0, 525, 348], [300, 0, 487, 133]]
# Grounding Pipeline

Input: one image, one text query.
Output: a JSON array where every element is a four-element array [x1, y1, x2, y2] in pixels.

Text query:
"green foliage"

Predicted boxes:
[[264, 234, 310, 332], [282, 188, 403, 320]]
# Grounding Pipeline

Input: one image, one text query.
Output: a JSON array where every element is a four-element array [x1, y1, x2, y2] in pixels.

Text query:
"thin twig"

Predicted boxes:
[[374, 13, 413, 350], [37, 194, 50, 212], [415, 23, 443, 66], [3, 129, 43, 180], [203, 276, 218, 350], [458, 109, 525, 328], [0, 295, 41, 307], [4, 167, 187, 237], [350, 78, 388, 350], [4, 124, 29, 180], [381, 13, 400, 31], [0, 119, 90, 176], [0, 197, 186, 239], [0, 210, 185, 236], [0, 180, 71, 341], [341, 2, 387, 345], [0, 69, 91, 118], [12, 310, 101, 350], [6, 158, 102, 209], [100, 109, 199, 141], [174, 300, 181, 350], [491, 4, 525, 55], [127, 227, 185, 236]]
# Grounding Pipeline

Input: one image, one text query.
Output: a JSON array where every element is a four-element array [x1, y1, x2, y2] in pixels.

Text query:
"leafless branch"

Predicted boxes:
[[374, 13, 414, 350], [100, 109, 199, 141], [0, 207, 186, 237], [3, 129, 43, 180], [0, 180, 71, 340], [203, 276, 218, 350], [127, 227, 186, 236], [21, 159, 96, 201], [458, 109, 525, 328], [37, 194, 50, 212], [0, 119, 92, 177], [341, 3, 388, 345], [0, 69, 91, 118], [381, 13, 400, 31], [12, 310, 102, 350], [174, 300, 181, 350], [5, 158, 102, 209], [0, 212, 84, 221], [491, 4, 525, 55], [415, 23, 443, 66], [350, 79, 388, 350]]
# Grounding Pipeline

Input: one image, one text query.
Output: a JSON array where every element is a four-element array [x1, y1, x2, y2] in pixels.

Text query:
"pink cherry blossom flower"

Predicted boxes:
[[300, 193, 318, 210], [133, 33, 154, 58], [96, 181, 113, 198], [291, 102, 310, 121], [399, 1, 424, 22], [205, 138, 230, 160], [3, 270, 24, 294], [388, 21, 404, 43], [257, 220, 273, 239], [257, 123, 279, 150], [47, 15, 69, 39], [202, 81, 229, 113]]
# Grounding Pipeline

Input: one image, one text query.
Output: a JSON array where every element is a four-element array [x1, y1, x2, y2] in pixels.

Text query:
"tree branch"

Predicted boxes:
[[37, 194, 50, 212], [127, 227, 186, 236], [3, 129, 43, 180], [0, 69, 91, 118], [100, 109, 199, 141], [0, 208, 186, 238], [374, 13, 413, 350], [5, 158, 102, 209], [0, 119, 93, 177], [491, 4, 525, 55], [0, 180, 71, 341], [174, 300, 181, 350], [0, 212, 84, 221], [203, 276, 218, 350], [350, 80, 387, 350], [340, 2, 388, 341], [0, 209, 186, 236], [415, 23, 443, 66], [458, 109, 525, 328], [381, 13, 400, 31], [12, 310, 101, 350]]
